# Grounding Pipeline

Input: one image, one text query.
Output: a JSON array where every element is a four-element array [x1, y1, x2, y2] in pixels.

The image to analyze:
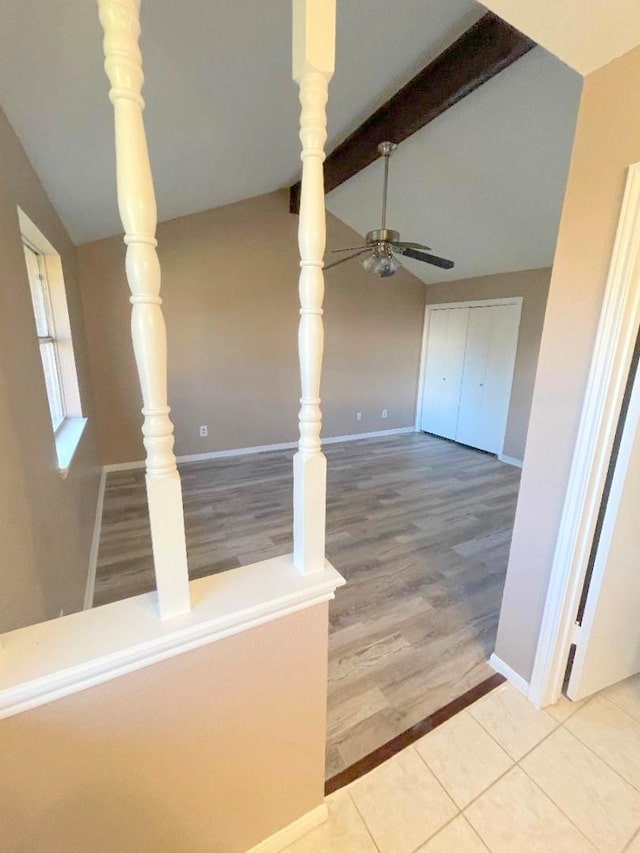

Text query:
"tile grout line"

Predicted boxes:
[[407, 810, 462, 853], [406, 742, 461, 850], [560, 715, 640, 798], [504, 697, 640, 849], [342, 788, 384, 852], [337, 682, 640, 852], [561, 696, 640, 798], [514, 752, 602, 850], [410, 710, 515, 813], [346, 742, 462, 853], [602, 690, 640, 723], [463, 814, 492, 852], [465, 687, 562, 763], [623, 825, 640, 852]]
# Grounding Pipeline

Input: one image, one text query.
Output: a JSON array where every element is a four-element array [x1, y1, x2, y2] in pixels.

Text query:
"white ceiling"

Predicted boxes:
[[326, 46, 582, 284], [0, 0, 483, 244], [482, 0, 640, 76]]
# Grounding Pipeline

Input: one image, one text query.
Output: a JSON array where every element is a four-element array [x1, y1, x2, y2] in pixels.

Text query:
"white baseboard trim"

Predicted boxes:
[[322, 426, 414, 445], [102, 459, 145, 473], [177, 440, 297, 465], [84, 467, 107, 610], [490, 653, 530, 698], [246, 804, 328, 853], [103, 427, 417, 473], [498, 454, 524, 468]]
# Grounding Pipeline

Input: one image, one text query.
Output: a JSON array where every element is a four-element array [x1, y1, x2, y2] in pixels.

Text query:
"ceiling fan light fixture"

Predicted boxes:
[[325, 140, 454, 276], [362, 248, 399, 278]]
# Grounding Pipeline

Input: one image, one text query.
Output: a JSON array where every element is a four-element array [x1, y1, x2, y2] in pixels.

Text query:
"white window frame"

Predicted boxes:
[[23, 241, 66, 431], [19, 208, 87, 478]]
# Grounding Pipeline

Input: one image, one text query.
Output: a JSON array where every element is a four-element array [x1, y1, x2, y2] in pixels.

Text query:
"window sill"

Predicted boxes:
[[55, 417, 87, 478]]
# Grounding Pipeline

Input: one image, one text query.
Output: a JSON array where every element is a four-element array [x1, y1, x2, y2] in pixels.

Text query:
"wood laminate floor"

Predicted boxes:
[[95, 432, 521, 777]]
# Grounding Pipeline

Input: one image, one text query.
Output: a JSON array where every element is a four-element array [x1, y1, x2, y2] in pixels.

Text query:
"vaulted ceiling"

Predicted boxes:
[[326, 46, 581, 284], [0, 0, 635, 283], [0, 0, 482, 244]]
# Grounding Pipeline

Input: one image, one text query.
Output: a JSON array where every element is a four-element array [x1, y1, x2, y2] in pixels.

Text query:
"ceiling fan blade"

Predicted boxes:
[[331, 245, 370, 253], [324, 249, 370, 271], [395, 246, 454, 270], [390, 240, 432, 252]]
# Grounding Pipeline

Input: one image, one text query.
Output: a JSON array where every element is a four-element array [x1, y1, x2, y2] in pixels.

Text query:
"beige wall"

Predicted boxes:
[[425, 268, 551, 461], [495, 45, 640, 681], [0, 108, 101, 633], [76, 190, 426, 465], [0, 605, 328, 853]]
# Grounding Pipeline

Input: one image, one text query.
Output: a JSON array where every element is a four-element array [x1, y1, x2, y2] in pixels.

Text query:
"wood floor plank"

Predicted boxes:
[[95, 432, 520, 777]]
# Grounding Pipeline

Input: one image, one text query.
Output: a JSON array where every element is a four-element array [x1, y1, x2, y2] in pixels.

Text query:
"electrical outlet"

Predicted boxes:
[[199, 425, 208, 437], [382, 408, 388, 418], [356, 411, 362, 422]]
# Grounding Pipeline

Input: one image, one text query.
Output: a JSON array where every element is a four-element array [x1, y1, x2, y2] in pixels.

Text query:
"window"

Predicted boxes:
[[19, 208, 87, 477], [23, 243, 66, 430]]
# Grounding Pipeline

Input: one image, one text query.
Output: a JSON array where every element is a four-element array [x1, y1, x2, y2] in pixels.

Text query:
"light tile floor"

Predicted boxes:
[[284, 675, 640, 853]]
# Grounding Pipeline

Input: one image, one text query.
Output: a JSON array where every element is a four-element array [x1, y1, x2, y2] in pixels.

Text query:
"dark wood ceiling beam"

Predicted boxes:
[[289, 12, 535, 214]]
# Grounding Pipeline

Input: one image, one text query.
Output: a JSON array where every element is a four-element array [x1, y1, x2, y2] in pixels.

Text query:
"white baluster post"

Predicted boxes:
[[98, 0, 191, 618], [292, 0, 335, 574]]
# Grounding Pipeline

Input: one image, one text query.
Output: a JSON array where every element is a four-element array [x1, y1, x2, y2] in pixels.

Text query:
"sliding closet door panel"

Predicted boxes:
[[477, 304, 521, 453], [439, 308, 470, 438], [420, 307, 469, 439], [456, 307, 492, 449], [420, 309, 449, 435], [455, 304, 521, 453]]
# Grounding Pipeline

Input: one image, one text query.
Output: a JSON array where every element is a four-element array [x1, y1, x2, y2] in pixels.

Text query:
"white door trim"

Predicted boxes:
[[414, 296, 523, 456], [529, 162, 640, 708]]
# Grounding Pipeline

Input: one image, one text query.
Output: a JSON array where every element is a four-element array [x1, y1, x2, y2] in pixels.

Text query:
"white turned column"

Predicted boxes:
[[292, 0, 335, 574], [98, 0, 190, 618]]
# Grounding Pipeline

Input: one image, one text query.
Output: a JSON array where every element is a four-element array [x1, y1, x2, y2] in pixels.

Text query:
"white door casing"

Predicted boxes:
[[529, 162, 640, 708], [567, 340, 640, 700]]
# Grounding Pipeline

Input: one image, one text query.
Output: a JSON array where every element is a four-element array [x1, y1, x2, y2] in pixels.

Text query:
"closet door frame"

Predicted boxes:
[[415, 296, 523, 457]]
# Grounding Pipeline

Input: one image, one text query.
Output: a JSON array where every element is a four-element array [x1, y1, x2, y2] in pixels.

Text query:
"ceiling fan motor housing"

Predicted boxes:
[[366, 228, 400, 245]]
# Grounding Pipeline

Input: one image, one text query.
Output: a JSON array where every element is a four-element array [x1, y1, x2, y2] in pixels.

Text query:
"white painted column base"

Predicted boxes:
[[293, 451, 327, 574], [146, 472, 191, 618]]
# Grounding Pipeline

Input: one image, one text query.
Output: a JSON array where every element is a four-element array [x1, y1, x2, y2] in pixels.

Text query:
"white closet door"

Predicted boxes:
[[456, 307, 492, 449], [420, 307, 469, 439], [456, 304, 520, 453]]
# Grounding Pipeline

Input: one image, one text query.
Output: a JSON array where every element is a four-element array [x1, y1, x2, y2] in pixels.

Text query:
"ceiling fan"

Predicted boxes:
[[325, 141, 454, 278]]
